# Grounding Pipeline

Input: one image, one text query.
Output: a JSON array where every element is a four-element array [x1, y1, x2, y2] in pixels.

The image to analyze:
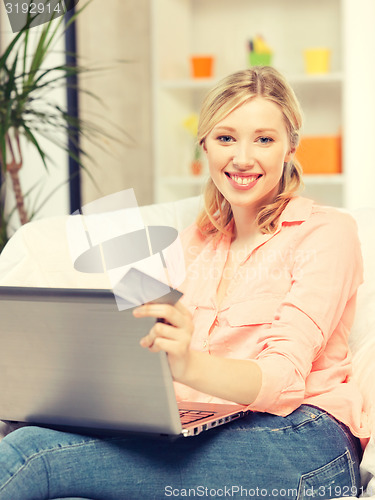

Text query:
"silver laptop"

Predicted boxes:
[[0, 273, 248, 438]]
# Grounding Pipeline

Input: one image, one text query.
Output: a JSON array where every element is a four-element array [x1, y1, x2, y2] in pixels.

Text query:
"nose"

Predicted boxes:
[[232, 142, 255, 170]]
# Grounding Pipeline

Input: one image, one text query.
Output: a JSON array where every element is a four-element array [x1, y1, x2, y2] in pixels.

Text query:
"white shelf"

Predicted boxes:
[[152, 0, 375, 209], [160, 72, 343, 90], [303, 174, 344, 185], [160, 79, 218, 90], [151, 0, 357, 208], [162, 175, 210, 186], [288, 72, 343, 85]]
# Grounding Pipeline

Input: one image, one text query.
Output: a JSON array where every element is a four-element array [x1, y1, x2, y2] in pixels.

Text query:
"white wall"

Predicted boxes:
[[342, 0, 375, 209], [76, 0, 152, 208]]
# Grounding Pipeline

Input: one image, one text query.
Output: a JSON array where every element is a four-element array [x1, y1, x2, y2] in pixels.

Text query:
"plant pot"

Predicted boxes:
[[190, 56, 214, 78], [248, 52, 272, 67]]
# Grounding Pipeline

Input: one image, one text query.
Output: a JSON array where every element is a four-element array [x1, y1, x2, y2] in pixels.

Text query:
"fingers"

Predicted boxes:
[[134, 302, 193, 354], [139, 321, 179, 351], [133, 303, 185, 329]]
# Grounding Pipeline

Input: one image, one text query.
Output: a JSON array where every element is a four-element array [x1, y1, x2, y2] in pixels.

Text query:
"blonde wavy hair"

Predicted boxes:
[[196, 66, 304, 237]]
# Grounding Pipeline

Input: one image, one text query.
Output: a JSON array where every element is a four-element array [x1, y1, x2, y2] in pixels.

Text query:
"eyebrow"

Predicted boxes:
[[254, 128, 278, 134], [212, 126, 236, 133], [212, 126, 279, 134]]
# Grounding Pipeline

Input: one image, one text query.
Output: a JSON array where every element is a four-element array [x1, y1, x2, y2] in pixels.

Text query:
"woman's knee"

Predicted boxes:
[[0, 426, 103, 499], [2, 425, 62, 456], [0, 427, 51, 499]]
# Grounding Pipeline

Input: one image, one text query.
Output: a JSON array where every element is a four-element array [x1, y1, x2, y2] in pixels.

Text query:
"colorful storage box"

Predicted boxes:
[[296, 135, 342, 174], [190, 55, 214, 78]]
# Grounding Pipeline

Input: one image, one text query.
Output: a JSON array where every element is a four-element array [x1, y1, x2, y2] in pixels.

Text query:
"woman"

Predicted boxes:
[[0, 67, 369, 499]]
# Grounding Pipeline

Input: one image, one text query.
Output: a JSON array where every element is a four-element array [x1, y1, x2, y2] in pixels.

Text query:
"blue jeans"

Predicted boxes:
[[0, 405, 362, 500]]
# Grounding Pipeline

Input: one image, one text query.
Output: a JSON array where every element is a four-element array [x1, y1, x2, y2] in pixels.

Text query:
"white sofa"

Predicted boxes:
[[0, 195, 374, 499]]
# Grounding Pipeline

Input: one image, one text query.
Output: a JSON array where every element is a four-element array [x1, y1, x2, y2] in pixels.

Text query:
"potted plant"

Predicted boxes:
[[0, 1, 115, 252]]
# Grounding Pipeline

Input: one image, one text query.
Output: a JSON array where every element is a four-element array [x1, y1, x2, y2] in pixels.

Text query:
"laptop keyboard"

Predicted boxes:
[[179, 409, 216, 425]]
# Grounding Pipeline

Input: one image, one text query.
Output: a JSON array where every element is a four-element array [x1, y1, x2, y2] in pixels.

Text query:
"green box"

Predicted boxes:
[[248, 52, 272, 67]]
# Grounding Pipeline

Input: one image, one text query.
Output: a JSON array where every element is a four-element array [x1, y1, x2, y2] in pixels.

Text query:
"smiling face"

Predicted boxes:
[[203, 97, 294, 217]]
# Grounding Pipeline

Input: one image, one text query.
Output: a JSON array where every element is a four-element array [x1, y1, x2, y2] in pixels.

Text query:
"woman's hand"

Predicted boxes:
[[134, 301, 261, 405], [133, 301, 194, 382]]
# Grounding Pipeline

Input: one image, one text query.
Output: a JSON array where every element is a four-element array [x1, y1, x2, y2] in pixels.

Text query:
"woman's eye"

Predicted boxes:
[[257, 136, 274, 144], [217, 135, 234, 143]]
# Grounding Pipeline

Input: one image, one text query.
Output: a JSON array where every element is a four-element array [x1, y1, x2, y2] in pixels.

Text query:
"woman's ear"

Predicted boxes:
[[285, 147, 296, 163], [202, 140, 208, 154]]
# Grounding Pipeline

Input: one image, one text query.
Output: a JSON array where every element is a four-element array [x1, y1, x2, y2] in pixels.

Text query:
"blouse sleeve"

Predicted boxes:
[[248, 209, 364, 415]]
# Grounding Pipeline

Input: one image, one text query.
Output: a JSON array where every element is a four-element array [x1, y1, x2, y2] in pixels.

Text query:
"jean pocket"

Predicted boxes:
[[296, 449, 357, 499]]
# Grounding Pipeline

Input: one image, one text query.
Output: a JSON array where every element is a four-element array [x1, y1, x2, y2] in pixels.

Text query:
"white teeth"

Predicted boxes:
[[231, 175, 257, 185]]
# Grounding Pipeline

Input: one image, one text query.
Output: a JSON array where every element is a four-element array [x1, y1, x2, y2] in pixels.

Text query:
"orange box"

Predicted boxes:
[[296, 135, 342, 174], [190, 55, 214, 78]]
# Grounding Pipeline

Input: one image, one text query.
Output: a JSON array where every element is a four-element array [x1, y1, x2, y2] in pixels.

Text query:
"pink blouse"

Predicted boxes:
[[174, 196, 370, 440]]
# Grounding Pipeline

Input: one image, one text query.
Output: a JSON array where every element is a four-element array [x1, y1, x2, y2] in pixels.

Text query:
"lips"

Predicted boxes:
[[224, 172, 262, 190]]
